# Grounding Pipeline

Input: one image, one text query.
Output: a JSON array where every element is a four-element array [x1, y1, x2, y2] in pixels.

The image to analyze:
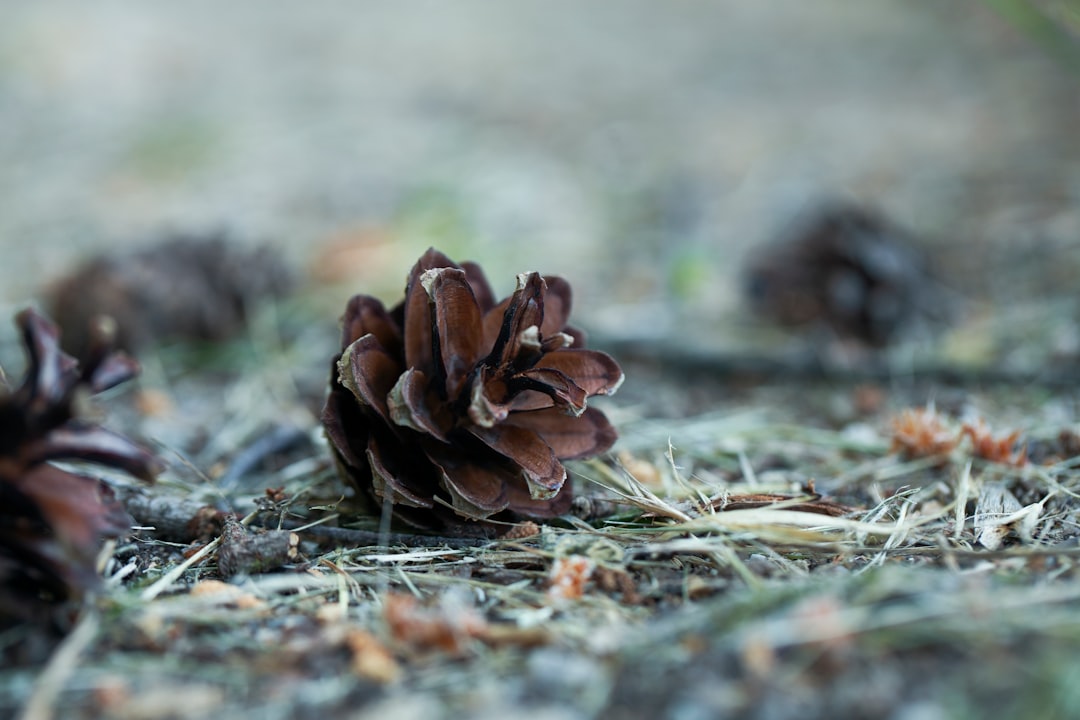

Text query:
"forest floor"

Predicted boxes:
[[2, 3, 1079, 718], [5, 304, 1080, 719]]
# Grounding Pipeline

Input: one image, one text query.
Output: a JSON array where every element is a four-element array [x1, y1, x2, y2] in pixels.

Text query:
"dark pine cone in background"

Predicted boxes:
[[744, 203, 948, 347], [0, 309, 157, 625], [46, 233, 295, 360], [322, 248, 623, 531]]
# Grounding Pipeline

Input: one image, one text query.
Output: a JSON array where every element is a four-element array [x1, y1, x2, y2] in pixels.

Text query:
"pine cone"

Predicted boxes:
[[745, 204, 941, 346], [0, 309, 158, 623], [46, 233, 295, 360], [322, 248, 623, 530]]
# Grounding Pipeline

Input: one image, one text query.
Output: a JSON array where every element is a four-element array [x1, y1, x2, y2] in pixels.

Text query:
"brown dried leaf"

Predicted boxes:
[[712, 492, 857, 518]]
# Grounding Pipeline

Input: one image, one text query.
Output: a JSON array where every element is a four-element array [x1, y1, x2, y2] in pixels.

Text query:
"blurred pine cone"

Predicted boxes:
[[46, 234, 294, 360], [322, 248, 623, 530], [745, 204, 946, 347], [0, 309, 157, 624]]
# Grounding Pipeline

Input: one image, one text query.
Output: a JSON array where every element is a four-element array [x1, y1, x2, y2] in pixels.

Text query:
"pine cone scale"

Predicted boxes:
[[18, 466, 130, 550], [422, 267, 485, 400], [532, 349, 624, 397], [28, 425, 158, 482], [426, 448, 511, 516], [387, 368, 450, 441], [337, 334, 402, 420], [1, 309, 156, 620], [85, 352, 140, 394], [486, 272, 546, 370], [466, 423, 565, 499], [480, 296, 514, 351], [341, 295, 402, 355], [399, 251, 454, 376], [321, 389, 370, 470], [368, 435, 438, 508], [508, 367, 587, 415], [17, 310, 79, 413], [538, 276, 573, 337], [505, 406, 617, 461], [503, 478, 573, 518]]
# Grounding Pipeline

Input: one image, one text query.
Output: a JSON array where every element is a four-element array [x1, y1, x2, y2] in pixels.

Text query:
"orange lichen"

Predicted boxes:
[[188, 580, 266, 611], [500, 521, 541, 540], [382, 592, 487, 656], [889, 406, 959, 458], [546, 555, 596, 602], [962, 420, 1028, 467], [344, 628, 401, 684]]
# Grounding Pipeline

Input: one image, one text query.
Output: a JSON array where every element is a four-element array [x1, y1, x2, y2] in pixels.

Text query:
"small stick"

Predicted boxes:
[[119, 488, 230, 542], [259, 519, 495, 549], [139, 509, 259, 600], [304, 524, 489, 548], [599, 338, 1080, 387], [217, 517, 300, 578]]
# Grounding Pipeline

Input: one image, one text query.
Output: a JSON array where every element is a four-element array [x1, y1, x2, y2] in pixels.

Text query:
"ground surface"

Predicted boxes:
[[2, 3, 1080, 719]]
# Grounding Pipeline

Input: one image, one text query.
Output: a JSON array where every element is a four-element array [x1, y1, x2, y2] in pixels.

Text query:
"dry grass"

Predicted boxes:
[[6, 304, 1080, 720]]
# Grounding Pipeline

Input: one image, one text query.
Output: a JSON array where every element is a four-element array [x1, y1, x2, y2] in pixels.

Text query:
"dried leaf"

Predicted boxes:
[[973, 481, 1046, 549], [974, 481, 1025, 550], [711, 492, 857, 518]]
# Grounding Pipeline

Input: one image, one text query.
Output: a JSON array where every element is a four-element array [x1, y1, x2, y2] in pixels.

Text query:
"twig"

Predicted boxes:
[[139, 509, 259, 600], [217, 517, 300, 578], [599, 337, 1080, 387], [261, 519, 494, 549], [18, 610, 100, 720], [284, 512, 339, 533], [119, 487, 230, 542]]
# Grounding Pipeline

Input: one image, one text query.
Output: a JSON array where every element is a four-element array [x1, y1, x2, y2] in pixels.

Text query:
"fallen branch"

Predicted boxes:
[[119, 488, 231, 543], [217, 517, 301, 577], [266, 520, 492, 550]]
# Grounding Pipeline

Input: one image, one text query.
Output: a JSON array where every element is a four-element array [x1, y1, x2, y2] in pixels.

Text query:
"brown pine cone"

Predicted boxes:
[[46, 234, 295, 360], [745, 203, 944, 347], [322, 248, 623, 530], [0, 309, 158, 623]]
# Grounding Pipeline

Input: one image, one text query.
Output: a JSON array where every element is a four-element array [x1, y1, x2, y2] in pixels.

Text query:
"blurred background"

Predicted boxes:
[[0, 0, 1078, 374]]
